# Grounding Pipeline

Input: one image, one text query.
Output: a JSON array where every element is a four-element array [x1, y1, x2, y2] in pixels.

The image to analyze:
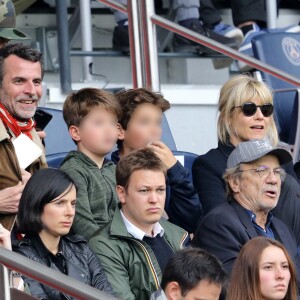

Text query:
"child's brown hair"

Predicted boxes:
[[116, 88, 170, 130], [63, 88, 122, 129]]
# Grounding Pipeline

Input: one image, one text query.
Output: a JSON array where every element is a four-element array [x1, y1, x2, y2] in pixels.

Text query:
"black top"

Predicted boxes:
[[29, 235, 66, 274]]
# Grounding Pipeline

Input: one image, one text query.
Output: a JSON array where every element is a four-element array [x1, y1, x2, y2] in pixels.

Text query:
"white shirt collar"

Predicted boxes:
[[120, 210, 164, 240]]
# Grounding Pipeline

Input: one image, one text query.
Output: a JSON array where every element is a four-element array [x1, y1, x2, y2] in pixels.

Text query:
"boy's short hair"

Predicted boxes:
[[161, 248, 227, 297], [116, 148, 167, 190], [116, 88, 170, 130], [63, 88, 122, 129]]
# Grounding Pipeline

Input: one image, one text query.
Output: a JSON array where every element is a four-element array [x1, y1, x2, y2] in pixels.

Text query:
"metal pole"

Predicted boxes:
[[79, 0, 93, 82], [127, 0, 144, 88], [0, 248, 117, 300], [151, 14, 300, 87], [0, 264, 11, 300], [266, 0, 277, 29], [55, 0, 72, 94], [140, 0, 160, 91]]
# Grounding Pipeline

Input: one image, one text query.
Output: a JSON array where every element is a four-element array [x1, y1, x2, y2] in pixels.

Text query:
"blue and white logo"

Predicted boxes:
[[282, 37, 300, 66]]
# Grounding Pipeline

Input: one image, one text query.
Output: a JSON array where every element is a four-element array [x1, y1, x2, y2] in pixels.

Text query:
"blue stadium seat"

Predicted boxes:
[[46, 152, 69, 168], [41, 107, 76, 156], [40, 107, 177, 166], [172, 150, 198, 182], [252, 33, 300, 162]]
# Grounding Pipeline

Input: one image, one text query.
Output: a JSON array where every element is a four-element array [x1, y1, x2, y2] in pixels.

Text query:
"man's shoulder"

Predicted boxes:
[[203, 201, 234, 218]]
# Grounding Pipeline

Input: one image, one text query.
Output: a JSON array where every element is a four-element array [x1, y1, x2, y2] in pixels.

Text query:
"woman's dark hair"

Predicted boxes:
[[17, 168, 76, 235]]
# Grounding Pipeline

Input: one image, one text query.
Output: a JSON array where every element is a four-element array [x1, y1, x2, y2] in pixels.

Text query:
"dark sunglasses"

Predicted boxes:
[[235, 102, 274, 117]]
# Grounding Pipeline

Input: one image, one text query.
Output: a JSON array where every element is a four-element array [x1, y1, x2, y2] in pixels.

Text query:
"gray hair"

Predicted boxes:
[[223, 165, 241, 197]]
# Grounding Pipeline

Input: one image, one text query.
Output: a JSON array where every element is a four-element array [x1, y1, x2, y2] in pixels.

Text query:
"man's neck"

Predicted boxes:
[[234, 196, 269, 229], [119, 144, 132, 159], [254, 211, 268, 229], [121, 209, 155, 237]]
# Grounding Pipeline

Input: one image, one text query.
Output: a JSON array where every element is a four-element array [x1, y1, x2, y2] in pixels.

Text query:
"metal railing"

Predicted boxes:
[[97, 0, 300, 92], [0, 248, 117, 300]]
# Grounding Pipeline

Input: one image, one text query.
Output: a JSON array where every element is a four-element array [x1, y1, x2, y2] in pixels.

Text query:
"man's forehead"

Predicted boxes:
[[3, 55, 42, 77], [129, 169, 166, 184]]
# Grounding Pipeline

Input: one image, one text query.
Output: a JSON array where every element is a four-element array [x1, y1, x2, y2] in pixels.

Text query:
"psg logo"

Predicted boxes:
[[282, 37, 300, 66]]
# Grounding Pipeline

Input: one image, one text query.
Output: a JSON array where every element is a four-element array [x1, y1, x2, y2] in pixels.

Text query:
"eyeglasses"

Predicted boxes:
[[237, 166, 286, 181], [235, 102, 274, 117]]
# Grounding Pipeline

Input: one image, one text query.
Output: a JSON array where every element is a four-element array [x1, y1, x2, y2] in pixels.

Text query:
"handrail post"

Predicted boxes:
[[79, 0, 94, 82], [266, 0, 277, 29], [0, 264, 11, 300], [127, 0, 144, 87], [140, 0, 160, 91], [55, 0, 72, 94]]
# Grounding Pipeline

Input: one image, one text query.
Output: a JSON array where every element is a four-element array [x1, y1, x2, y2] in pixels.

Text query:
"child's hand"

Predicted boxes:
[[0, 223, 12, 250], [147, 141, 177, 169]]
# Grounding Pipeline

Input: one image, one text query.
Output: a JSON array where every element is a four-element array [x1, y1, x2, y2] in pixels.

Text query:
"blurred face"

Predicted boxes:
[[117, 169, 166, 235], [120, 103, 162, 155], [76, 107, 119, 157], [259, 245, 291, 300], [40, 185, 76, 238], [229, 98, 272, 146], [230, 155, 281, 214], [0, 55, 42, 121]]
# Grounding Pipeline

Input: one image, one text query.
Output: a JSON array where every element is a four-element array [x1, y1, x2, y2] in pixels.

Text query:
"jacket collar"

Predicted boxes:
[[230, 199, 259, 239], [62, 150, 112, 168], [28, 234, 63, 259], [0, 119, 46, 164], [0, 119, 10, 142], [110, 206, 138, 238], [218, 141, 235, 158]]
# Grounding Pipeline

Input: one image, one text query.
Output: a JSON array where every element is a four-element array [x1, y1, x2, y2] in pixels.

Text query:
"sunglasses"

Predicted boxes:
[[235, 102, 274, 117]]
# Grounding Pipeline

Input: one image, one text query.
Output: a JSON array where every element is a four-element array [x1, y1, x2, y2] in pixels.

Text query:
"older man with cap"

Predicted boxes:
[[193, 139, 300, 275], [0, 0, 30, 47]]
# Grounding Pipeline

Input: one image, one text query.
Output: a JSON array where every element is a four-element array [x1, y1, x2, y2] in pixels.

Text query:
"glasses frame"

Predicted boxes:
[[235, 102, 274, 117], [237, 166, 286, 181]]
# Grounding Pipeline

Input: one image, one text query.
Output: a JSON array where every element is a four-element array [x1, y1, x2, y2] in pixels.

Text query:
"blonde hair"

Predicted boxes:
[[217, 74, 278, 146]]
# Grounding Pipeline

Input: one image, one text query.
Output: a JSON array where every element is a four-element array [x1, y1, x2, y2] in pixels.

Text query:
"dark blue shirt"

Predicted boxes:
[[245, 209, 275, 239]]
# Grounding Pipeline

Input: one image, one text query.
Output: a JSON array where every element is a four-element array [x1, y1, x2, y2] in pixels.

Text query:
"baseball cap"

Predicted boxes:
[[0, 0, 29, 40], [227, 139, 292, 169]]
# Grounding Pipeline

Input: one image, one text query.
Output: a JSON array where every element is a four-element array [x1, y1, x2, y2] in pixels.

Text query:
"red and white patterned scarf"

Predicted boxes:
[[0, 103, 35, 140]]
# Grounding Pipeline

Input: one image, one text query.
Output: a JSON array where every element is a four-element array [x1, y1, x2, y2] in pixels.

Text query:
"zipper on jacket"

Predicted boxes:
[[132, 239, 160, 289]]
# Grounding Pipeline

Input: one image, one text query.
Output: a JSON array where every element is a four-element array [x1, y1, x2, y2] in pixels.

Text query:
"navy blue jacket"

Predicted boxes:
[[111, 150, 202, 233], [193, 200, 300, 276], [192, 141, 300, 244]]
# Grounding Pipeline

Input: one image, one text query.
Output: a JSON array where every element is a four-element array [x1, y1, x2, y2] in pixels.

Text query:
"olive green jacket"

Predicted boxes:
[[89, 207, 189, 300], [60, 151, 119, 241]]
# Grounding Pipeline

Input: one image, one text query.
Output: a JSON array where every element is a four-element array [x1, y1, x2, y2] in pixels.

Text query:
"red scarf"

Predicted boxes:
[[0, 103, 35, 140]]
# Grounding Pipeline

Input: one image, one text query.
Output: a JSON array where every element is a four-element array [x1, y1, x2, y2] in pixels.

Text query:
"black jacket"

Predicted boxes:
[[193, 200, 300, 276], [192, 141, 300, 244], [13, 234, 113, 300], [111, 150, 202, 233]]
